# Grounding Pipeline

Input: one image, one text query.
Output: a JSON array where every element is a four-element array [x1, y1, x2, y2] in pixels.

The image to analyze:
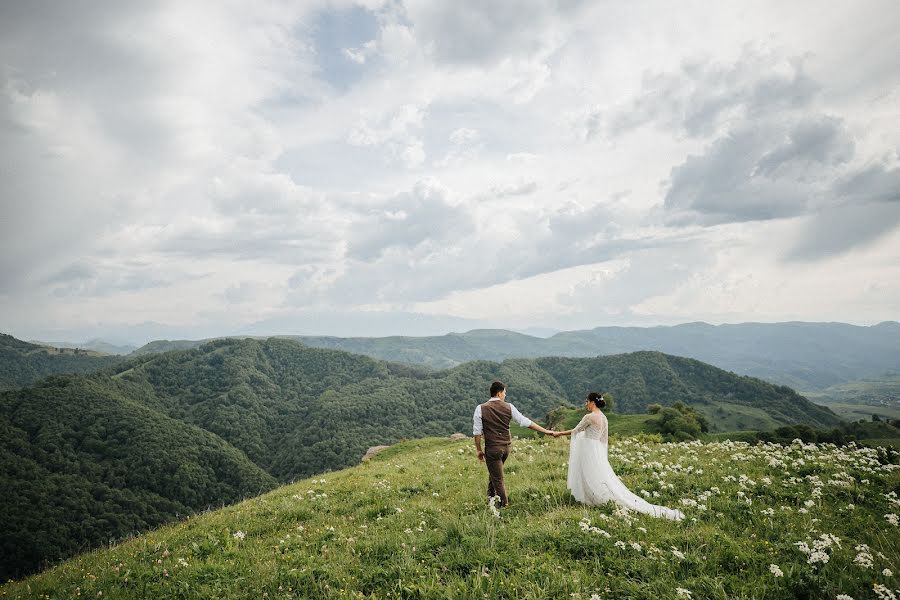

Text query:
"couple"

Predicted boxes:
[[472, 380, 684, 520]]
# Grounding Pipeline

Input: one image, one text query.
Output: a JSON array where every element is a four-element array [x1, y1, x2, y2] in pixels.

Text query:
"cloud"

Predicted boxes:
[[594, 48, 819, 140], [787, 163, 900, 260], [754, 117, 854, 177], [347, 103, 428, 168], [347, 179, 472, 261], [663, 115, 859, 225], [402, 0, 585, 66]]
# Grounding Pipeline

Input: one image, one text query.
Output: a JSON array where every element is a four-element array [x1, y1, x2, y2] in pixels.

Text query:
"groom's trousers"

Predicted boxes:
[[485, 444, 511, 506]]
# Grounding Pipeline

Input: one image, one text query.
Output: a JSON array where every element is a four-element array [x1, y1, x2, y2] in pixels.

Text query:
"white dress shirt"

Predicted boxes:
[[472, 397, 533, 435]]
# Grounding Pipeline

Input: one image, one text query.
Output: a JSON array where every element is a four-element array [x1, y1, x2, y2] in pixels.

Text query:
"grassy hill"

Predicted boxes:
[[129, 321, 900, 391], [0, 333, 122, 391], [4, 436, 898, 599], [0, 336, 842, 580]]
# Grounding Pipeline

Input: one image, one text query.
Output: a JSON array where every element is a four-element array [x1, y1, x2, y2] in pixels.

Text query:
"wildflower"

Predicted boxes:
[[873, 584, 897, 600], [676, 588, 692, 599], [233, 531, 246, 541], [614, 541, 627, 549], [886, 514, 899, 526], [769, 564, 783, 577], [488, 495, 502, 519], [671, 547, 685, 560], [885, 569, 894, 577], [836, 595, 854, 600], [630, 542, 642, 552], [854, 545, 874, 568]]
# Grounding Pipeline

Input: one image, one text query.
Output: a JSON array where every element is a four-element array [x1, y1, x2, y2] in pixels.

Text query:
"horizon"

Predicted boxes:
[[9, 318, 898, 350], [2, 2, 899, 343]]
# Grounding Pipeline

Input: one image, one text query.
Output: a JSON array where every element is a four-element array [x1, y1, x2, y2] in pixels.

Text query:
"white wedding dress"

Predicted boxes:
[[567, 411, 684, 520]]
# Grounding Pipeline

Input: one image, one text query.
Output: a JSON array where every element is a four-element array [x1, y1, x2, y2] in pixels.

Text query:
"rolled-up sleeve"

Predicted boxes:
[[509, 404, 532, 428], [473, 405, 483, 435]]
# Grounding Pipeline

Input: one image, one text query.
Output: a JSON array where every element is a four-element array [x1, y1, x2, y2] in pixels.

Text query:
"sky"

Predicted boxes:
[[1, 0, 899, 345]]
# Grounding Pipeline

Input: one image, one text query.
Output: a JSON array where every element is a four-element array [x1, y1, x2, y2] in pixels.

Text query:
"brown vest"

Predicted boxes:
[[480, 400, 512, 448]]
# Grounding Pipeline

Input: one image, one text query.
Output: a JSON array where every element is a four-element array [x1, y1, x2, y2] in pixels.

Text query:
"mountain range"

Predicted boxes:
[[129, 321, 900, 391]]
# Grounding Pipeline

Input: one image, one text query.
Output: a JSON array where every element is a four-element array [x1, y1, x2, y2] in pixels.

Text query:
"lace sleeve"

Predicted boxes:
[[572, 414, 592, 434]]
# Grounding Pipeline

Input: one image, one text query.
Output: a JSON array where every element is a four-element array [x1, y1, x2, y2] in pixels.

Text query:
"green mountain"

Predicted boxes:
[[130, 321, 900, 390], [4, 436, 898, 599], [1, 375, 277, 580], [0, 335, 841, 580], [0, 333, 123, 391]]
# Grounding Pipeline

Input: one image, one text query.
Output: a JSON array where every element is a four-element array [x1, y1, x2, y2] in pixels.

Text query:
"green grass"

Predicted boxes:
[[4, 436, 899, 599]]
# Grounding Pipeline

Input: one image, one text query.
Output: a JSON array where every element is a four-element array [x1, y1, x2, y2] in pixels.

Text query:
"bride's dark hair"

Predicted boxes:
[[587, 391, 606, 409]]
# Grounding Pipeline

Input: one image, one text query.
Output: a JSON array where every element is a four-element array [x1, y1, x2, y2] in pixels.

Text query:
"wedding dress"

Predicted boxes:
[[567, 411, 685, 520]]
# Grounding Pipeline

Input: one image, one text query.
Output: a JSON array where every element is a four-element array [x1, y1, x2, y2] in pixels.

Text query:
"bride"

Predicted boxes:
[[555, 392, 684, 521]]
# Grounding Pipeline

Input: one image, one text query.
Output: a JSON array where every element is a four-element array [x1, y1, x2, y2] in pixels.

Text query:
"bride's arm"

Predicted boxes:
[[555, 414, 591, 437]]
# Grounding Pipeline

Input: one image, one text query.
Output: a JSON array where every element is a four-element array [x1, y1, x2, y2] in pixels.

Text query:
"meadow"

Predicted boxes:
[[4, 431, 899, 600]]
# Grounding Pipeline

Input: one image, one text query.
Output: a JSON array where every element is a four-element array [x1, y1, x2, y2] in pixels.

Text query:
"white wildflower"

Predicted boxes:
[[886, 514, 899, 526], [676, 588, 692, 599], [232, 531, 246, 541], [873, 583, 897, 600], [884, 569, 894, 577], [769, 564, 783, 577], [488, 495, 502, 519], [854, 544, 874, 568]]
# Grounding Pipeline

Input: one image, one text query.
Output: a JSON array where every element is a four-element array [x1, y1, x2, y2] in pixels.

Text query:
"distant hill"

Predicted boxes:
[[29, 339, 137, 355], [0, 334, 123, 391], [0, 336, 840, 578], [131, 321, 900, 390]]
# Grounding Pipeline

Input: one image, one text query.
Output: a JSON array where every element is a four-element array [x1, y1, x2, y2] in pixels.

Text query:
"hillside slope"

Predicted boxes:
[[0, 333, 122, 391], [4, 437, 898, 599], [0, 376, 277, 581]]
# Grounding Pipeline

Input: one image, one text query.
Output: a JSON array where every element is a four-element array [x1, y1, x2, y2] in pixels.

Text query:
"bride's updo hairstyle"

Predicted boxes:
[[587, 391, 606, 409]]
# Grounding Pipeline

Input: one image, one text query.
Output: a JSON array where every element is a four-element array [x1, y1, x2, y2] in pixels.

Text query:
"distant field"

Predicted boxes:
[[825, 402, 900, 422]]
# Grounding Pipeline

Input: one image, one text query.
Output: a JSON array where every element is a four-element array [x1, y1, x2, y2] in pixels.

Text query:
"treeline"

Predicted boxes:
[[1, 336, 842, 579]]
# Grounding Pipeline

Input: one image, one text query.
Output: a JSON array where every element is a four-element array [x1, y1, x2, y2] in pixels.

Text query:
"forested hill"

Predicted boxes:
[[129, 321, 900, 391], [0, 333, 123, 391], [1, 337, 840, 579]]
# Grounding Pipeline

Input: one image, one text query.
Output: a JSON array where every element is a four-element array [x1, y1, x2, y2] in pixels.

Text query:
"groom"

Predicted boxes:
[[473, 380, 555, 507]]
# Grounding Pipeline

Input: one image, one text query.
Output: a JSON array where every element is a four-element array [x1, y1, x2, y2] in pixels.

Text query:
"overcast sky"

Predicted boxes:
[[1, 0, 899, 344]]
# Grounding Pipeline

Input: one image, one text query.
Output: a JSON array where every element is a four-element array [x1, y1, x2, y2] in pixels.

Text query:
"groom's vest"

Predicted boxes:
[[480, 400, 512, 448]]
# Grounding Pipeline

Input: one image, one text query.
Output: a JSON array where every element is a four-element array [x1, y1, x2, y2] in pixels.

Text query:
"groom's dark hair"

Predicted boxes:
[[490, 381, 506, 397]]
